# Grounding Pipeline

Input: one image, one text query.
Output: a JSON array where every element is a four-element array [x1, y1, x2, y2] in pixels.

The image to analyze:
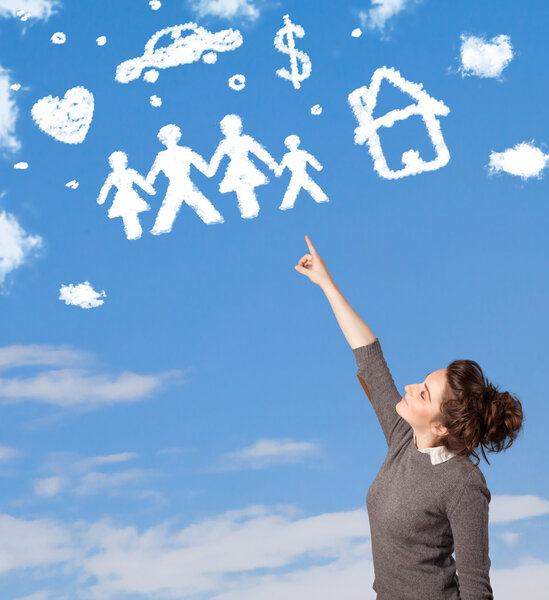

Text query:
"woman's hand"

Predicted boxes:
[[295, 235, 333, 288]]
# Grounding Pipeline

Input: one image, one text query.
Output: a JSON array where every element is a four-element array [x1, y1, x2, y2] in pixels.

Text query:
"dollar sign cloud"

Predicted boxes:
[[274, 14, 312, 89]]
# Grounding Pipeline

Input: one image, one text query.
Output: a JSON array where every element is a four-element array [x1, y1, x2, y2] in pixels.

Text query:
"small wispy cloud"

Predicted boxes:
[[0, 344, 90, 369], [188, 0, 261, 21], [31, 450, 158, 500], [73, 468, 154, 496], [34, 476, 66, 498], [12, 591, 56, 600], [216, 438, 322, 471], [73, 452, 140, 472], [0, 65, 21, 154], [0, 445, 19, 462], [0, 0, 60, 21], [458, 33, 514, 79], [359, 0, 422, 35], [0, 343, 188, 409], [0, 209, 43, 292], [157, 446, 187, 455], [487, 141, 548, 180]]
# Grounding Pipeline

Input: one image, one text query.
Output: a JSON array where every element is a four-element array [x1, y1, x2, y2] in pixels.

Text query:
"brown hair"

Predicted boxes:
[[435, 359, 524, 468]]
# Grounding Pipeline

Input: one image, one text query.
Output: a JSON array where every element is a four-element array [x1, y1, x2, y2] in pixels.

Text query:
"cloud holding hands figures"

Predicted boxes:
[[458, 34, 514, 79], [0, 209, 43, 292], [487, 141, 549, 180], [97, 116, 329, 239]]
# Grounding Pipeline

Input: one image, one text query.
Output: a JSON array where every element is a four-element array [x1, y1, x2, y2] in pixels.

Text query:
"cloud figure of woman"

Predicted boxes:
[[208, 114, 278, 219], [97, 151, 155, 240]]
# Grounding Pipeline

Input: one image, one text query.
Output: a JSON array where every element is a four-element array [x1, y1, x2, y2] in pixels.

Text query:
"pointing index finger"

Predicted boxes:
[[304, 234, 318, 256]]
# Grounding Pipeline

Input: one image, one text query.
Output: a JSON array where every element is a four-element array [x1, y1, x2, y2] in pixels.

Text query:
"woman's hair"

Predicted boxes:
[[436, 359, 524, 467]]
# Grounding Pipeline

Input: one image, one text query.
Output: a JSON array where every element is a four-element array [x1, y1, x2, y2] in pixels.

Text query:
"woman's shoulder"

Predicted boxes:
[[450, 459, 491, 501]]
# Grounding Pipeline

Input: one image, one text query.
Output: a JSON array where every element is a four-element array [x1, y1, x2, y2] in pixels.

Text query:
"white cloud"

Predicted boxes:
[[0, 344, 89, 369], [73, 452, 139, 471], [0, 445, 19, 461], [73, 468, 153, 496], [31, 451, 159, 501], [359, 0, 421, 34], [0, 369, 184, 407], [0, 343, 188, 409], [34, 476, 66, 497], [59, 280, 106, 309], [0, 210, 43, 291], [0, 66, 20, 153], [0, 497, 548, 598], [459, 33, 514, 79], [0, 0, 60, 21], [189, 0, 260, 21], [157, 446, 186, 455], [499, 531, 521, 548], [488, 141, 548, 180], [0, 513, 73, 575], [490, 494, 549, 523], [12, 592, 58, 600], [218, 438, 322, 470]]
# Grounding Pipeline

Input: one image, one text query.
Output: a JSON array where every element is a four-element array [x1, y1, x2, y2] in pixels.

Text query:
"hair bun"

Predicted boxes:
[[441, 358, 524, 466]]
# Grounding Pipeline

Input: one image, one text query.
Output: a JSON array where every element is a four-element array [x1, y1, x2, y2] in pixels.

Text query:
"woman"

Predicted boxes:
[[208, 114, 278, 219], [295, 234, 524, 600]]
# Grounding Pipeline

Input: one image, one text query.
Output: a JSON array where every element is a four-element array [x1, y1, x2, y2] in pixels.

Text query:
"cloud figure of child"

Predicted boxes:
[[275, 135, 328, 210], [97, 151, 155, 240]]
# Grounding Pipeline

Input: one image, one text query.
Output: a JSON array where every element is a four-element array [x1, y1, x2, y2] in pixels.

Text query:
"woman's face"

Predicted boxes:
[[397, 368, 449, 439]]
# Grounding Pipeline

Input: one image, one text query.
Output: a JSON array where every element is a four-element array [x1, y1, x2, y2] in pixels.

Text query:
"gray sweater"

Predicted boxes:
[[352, 339, 493, 600]]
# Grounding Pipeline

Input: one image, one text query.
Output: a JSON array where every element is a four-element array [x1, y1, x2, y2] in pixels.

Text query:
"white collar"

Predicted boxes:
[[413, 430, 456, 465]]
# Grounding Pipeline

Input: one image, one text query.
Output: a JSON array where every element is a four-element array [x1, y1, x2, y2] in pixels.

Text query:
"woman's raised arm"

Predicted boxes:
[[295, 235, 376, 350]]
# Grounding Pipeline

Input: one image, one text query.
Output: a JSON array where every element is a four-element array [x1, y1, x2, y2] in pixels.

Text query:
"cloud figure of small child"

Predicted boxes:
[[275, 135, 328, 210], [97, 151, 156, 240]]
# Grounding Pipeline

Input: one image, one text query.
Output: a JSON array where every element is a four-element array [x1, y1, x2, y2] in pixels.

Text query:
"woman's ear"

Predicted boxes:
[[433, 422, 449, 439]]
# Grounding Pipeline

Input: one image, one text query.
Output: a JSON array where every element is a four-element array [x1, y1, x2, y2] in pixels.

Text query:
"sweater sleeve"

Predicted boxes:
[[352, 338, 410, 449], [448, 469, 494, 600]]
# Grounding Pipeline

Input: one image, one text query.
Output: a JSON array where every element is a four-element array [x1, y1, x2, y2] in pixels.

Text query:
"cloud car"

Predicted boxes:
[[115, 23, 243, 83]]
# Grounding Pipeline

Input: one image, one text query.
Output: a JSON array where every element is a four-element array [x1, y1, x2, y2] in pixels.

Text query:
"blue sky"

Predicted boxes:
[[0, 0, 548, 598]]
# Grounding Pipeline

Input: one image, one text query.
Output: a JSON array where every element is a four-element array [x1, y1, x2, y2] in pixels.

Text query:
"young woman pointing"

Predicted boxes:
[[295, 234, 524, 600]]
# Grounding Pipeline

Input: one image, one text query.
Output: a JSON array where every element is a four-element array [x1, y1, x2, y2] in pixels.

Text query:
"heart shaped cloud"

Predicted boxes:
[[31, 86, 94, 144]]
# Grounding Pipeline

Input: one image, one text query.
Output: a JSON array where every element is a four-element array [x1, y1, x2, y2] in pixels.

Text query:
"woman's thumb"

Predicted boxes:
[[295, 265, 310, 277]]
